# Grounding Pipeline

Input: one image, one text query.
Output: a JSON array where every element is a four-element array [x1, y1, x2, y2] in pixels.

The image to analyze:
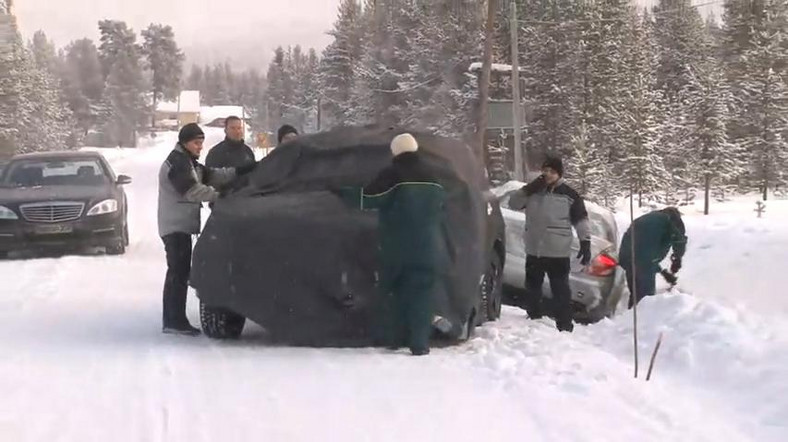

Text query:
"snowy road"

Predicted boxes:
[[1, 133, 786, 441]]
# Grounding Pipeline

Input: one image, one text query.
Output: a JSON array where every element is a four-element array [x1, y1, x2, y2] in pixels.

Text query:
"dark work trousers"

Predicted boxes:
[[383, 268, 435, 353], [525, 255, 573, 331], [623, 265, 657, 308], [161, 233, 193, 327]]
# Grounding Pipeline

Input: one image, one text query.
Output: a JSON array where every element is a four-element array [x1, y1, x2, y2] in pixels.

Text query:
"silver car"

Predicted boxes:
[[493, 181, 626, 322]]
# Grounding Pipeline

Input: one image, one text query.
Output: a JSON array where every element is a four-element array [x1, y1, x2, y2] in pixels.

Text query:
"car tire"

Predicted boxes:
[[480, 253, 503, 322], [200, 302, 246, 339], [106, 224, 128, 255]]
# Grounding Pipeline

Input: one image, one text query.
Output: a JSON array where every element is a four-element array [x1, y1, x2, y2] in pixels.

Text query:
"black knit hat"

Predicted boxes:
[[178, 123, 205, 145], [542, 155, 564, 176], [277, 124, 298, 143]]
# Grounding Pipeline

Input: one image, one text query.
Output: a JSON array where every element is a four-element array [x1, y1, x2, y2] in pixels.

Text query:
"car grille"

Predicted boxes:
[[20, 202, 85, 223]]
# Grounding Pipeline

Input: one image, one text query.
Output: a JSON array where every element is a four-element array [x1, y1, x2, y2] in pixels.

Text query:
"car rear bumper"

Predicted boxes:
[[502, 254, 615, 317], [0, 213, 123, 252]]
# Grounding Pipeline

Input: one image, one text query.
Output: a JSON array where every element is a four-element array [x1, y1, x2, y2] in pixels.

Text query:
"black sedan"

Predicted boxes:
[[0, 151, 131, 258], [190, 126, 506, 346]]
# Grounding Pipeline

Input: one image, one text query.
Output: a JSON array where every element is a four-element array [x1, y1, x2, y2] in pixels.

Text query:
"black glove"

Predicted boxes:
[[660, 268, 678, 286], [670, 255, 682, 274], [577, 240, 591, 266]]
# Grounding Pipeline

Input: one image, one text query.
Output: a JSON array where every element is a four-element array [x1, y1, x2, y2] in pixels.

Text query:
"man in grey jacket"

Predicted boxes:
[[158, 123, 256, 335], [508, 156, 592, 332]]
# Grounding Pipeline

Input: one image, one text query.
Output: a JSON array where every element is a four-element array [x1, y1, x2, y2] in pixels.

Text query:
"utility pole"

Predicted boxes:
[[510, 1, 524, 181], [317, 97, 322, 132], [476, 0, 498, 163]]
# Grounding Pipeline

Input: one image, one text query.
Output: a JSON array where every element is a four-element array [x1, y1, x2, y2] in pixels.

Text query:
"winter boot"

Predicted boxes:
[[410, 347, 430, 356]]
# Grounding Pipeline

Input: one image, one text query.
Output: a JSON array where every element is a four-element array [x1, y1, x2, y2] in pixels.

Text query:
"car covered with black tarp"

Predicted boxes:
[[190, 126, 505, 346]]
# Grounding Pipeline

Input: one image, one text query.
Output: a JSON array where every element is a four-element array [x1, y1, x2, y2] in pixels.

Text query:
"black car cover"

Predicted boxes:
[[190, 125, 488, 346]]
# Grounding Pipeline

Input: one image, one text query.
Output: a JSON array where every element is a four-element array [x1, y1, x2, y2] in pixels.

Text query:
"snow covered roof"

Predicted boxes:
[[199, 106, 246, 125], [468, 62, 525, 73], [156, 90, 201, 113]]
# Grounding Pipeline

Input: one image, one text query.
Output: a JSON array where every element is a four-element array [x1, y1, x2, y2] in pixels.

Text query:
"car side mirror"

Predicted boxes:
[[116, 175, 132, 185]]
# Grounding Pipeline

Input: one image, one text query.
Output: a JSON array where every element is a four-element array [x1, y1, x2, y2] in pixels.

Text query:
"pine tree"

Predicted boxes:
[[565, 121, 617, 207], [0, 14, 72, 154], [723, 0, 788, 199], [411, 0, 483, 138], [0, 12, 29, 156], [104, 51, 147, 147], [687, 57, 741, 214], [318, 0, 363, 128], [142, 23, 184, 126], [186, 64, 203, 92], [349, 0, 409, 127], [97, 20, 139, 80], [28, 30, 58, 75], [60, 38, 106, 137], [98, 21, 147, 146], [265, 47, 289, 130], [618, 9, 667, 205]]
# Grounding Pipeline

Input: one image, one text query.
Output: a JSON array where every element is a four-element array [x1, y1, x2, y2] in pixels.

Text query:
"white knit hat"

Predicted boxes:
[[390, 133, 419, 156]]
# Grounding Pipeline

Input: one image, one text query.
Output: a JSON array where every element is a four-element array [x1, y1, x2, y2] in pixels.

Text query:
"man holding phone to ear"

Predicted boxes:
[[508, 155, 592, 332]]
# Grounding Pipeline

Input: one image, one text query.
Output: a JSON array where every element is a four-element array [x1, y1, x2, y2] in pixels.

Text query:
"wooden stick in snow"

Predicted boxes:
[[646, 332, 664, 381], [630, 190, 639, 378]]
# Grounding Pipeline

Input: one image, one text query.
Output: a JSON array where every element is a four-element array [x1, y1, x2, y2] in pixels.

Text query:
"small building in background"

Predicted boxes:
[[155, 91, 201, 130]]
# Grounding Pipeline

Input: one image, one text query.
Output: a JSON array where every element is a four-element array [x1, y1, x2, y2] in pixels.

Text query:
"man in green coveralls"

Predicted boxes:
[[340, 133, 451, 356], [619, 207, 687, 308]]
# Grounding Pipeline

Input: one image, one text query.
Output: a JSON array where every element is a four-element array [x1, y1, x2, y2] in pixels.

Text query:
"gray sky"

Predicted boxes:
[[15, 0, 720, 69], [15, 0, 342, 68]]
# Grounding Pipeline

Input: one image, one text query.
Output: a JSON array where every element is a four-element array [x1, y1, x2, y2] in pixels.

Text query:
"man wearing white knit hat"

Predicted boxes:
[[339, 133, 451, 355]]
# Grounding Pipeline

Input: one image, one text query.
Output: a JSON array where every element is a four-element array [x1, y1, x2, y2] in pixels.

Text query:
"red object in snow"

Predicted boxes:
[[587, 253, 618, 277]]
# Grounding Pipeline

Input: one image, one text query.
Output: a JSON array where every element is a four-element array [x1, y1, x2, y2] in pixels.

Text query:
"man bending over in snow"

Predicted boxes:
[[157, 123, 257, 336], [618, 207, 687, 308]]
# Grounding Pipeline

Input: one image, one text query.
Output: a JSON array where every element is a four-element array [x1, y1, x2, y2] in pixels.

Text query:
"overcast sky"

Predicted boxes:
[[14, 0, 719, 69], [15, 0, 343, 68]]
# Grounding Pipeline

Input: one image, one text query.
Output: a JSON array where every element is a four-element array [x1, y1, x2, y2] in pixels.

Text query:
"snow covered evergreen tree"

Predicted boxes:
[[98, 21, 147, 146], [618, 9, 667, 206], [28, 30, 58, 76], [60, 38, 107, 138], [687, 55, 741, 214], [722, 0, 788, 199], [186, 65, 203, 92], [318, 0, 363, 128], [142, 24, 184, 126], [0, 13, 29, 156], [0, 16, 72, 153], [417, 0, 483, 138]]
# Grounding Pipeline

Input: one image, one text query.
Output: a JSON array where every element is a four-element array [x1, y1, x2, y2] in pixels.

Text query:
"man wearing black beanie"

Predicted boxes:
[[277, 124, 299, 145], [157, 123, 258, 336], [508, 154, 591, 333]]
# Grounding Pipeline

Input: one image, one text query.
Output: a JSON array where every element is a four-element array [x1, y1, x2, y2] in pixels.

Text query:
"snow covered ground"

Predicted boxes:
[[1, 132, 786, 441]]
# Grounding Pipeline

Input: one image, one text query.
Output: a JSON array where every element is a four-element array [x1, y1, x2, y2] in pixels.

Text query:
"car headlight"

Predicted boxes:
[[87, 199, 118, 216], [0, 205, 18, 220]]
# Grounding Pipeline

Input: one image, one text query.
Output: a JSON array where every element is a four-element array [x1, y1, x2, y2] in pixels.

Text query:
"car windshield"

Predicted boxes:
[[2, 158, 108, 187]]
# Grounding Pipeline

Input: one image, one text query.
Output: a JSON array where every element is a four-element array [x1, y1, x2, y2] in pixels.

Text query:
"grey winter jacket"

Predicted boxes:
[[509, 177, 592, 258], [157, 144, 237, 237]]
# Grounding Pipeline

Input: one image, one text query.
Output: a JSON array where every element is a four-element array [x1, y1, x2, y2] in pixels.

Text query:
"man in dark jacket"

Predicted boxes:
[[277, 124, 299, 145], [339, 133, 450, 355], [619, 207, 687, 308], [205, 116, 255, 168], [157, 123, 256, 335], [508, 156, 592, 332]]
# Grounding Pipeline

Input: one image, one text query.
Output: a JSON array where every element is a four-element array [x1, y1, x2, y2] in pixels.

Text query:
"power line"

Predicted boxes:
[[515, 0, 725, 26]]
